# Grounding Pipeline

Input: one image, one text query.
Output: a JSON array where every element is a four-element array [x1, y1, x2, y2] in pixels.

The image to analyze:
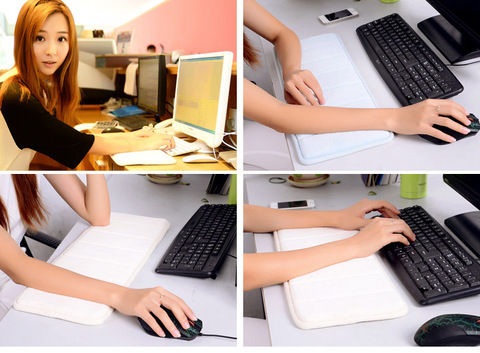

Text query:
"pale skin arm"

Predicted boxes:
[[244, 0, 324, 105], [88, 129, 175, 156], [44, 174, 110, 226], [243, 201, 415, 291], [244, 78, 471, 142], [0, 175, 196, 338]]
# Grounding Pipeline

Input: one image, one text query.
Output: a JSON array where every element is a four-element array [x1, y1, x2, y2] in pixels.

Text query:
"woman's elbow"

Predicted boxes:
[[89, 213, 110, 227]]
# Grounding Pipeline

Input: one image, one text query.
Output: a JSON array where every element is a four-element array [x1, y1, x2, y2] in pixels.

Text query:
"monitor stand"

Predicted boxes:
[[418, 15, 480, 64], [445, 211, 480, 259]]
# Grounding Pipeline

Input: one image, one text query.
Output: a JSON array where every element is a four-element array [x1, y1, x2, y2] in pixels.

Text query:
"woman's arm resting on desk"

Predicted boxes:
[[244, 79, 471, 142], [88, 130, 175, 156], [244, 217, 415, 291], [244, 0, 324, 106], [44, 174, 110, 226], [0, 227, 196, 338], [243, 199, 400, 233]]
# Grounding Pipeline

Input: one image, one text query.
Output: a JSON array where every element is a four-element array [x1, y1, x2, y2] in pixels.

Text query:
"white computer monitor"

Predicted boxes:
[[172, 51, 233, 152]]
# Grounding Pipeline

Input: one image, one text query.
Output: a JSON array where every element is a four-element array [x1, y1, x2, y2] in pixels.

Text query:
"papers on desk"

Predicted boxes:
[[274, 33, 393, 165], [274, 227, 407, 330], [14, 213, 170, 325]]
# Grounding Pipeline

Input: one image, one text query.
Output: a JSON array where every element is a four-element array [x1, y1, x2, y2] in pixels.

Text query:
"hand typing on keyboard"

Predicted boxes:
[[334, 199, 401, 230], [132, 129, 175, 151], [350, 217, 416, 258]]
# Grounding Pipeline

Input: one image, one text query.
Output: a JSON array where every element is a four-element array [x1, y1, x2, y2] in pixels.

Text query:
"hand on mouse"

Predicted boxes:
[[111, 286, 197, 338], [347, 217, 416, 259], [389, 99, 470, 142], [283, 68, 326, 106], [332, 199, 400, 230]]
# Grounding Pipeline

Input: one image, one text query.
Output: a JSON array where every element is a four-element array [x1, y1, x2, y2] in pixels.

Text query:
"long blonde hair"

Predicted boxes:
[[0, 0, 80, 125], [0, 175, 47, 231]]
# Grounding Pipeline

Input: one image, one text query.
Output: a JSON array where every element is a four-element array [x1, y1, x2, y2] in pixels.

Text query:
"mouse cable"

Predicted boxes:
[[198, 332, 237, 340]]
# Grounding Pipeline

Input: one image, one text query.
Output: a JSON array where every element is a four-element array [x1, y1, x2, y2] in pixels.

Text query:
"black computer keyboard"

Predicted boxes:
[[381, 205, 480, 305], [155, 204, 236, 279], [357, 13, 463, 106], [114, 115, 153, 131]]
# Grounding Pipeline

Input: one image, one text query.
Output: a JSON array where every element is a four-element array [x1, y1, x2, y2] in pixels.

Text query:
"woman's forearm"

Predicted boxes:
[[88, 133, 135, 155], [10, 254, 122, 307], [244, 237, 357, 291], [244, 79, 394, 134], [244, 204, 343, 233], [272, 27, 303, 80], [84, 175, 110, 226], [44, 175, 110, 226]]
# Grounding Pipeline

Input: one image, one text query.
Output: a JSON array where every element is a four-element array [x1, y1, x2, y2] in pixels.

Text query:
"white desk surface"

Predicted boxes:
[[244, 0, 480, 171], [245, 174, 480, 346], [0, 174, 237, 347]]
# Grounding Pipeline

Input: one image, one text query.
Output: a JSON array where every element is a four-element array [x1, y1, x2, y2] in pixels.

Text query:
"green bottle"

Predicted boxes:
[[401, 174, 427, 199]]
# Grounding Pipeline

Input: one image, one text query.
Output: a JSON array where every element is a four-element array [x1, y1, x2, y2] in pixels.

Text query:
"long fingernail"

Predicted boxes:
[[173, 329, 181, 338]]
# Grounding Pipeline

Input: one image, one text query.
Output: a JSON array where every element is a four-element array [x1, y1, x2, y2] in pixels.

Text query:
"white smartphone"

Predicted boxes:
[[319, 8, 358, 24], [270, 199, 315, 210]]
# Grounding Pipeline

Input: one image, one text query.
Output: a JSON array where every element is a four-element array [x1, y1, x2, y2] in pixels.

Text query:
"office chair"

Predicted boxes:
[[20, 229, 61, 258]]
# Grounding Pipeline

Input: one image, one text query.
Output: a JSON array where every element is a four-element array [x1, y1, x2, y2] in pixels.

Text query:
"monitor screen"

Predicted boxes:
[[421, 0, 480, 62], [137, 55, 166, 117], [443, 174, 480, 257], [172, 52, 233, 151]]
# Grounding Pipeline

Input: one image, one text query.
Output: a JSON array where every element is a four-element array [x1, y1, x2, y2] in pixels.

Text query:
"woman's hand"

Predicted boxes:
[[348, 217, 416, 258], [130, 130, 175, 151], [334, 199, 400, 230], [112, 286, 197, 338], [283, 69, 325, 106], [389, 99, 470, 143]]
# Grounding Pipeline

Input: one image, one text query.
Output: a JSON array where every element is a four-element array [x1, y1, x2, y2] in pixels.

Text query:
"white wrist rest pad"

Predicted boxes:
[[13, 212, 170, 325], [111, 150, 176, 166], [275, 33, 393, 165], [274, 227, 407, 330]]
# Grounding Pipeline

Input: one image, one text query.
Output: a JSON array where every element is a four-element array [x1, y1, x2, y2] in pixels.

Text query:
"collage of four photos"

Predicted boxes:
[[1, 0, 480, 349]]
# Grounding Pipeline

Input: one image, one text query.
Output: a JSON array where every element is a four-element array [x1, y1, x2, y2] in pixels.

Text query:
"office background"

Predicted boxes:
[[0, 0, 237, 70]]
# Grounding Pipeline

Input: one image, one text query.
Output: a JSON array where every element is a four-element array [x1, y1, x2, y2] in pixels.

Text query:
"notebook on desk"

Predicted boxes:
[[273, 33, 393, 165], [273, 227, 407, 330], [14, 213, 170, 325]]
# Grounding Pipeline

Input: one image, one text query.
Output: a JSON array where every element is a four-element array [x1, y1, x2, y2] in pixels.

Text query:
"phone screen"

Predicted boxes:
[[278, 200, 308, 209], [325, 9, 352, 21]]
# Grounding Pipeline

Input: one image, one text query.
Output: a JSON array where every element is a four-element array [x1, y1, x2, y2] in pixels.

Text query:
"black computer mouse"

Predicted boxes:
[[138, 306, 203, 340], [101, 127, 124, 133], [419, 113, 479, 144], [414, 314, 480, 346]]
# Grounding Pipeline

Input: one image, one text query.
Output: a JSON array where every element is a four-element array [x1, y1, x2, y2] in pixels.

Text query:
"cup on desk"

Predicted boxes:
[[228, 174, 237, 205], [400, 174, 427, 199]]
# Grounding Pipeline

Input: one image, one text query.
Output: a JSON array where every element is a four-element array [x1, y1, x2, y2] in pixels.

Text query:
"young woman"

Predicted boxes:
[[0, 0, 174, 170], [244, 0, 471, 143], [0, 174, 196, 338], [243, 200, 415, 291]]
